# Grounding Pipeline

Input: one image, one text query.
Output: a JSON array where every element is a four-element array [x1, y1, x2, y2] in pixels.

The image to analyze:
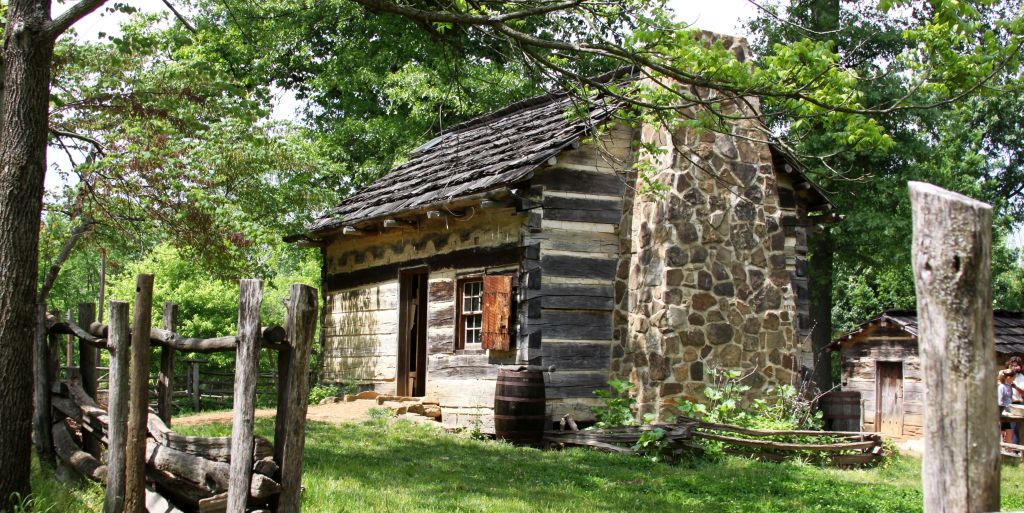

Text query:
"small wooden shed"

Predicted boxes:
[[831, 310, 1024, 439]]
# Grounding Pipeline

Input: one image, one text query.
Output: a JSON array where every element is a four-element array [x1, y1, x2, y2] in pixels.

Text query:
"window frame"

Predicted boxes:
[[455, 276, 485, 351]]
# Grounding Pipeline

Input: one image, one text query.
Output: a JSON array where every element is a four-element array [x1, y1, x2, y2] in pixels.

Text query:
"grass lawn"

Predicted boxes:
[[28, 419, 1024, 512]]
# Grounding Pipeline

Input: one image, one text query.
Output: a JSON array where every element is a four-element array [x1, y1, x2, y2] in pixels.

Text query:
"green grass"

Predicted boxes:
[[26, 419, 1024, 512]]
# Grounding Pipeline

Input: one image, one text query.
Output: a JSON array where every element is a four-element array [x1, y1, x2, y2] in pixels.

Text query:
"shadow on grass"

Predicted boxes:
[[180, 419, 934, 513]]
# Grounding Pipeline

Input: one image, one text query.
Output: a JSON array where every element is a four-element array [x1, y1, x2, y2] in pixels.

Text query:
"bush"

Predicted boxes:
[[674, 367, 823, 431], [592, 379, 637, 428], [308, 384, 341, 405]]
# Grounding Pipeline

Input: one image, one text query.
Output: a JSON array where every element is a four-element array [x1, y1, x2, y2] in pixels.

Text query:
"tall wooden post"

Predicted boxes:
[[226, 280, 263, 513], [78, 302, 97, 398], [104, 301, 131, 513], [48, 310, 61, 383], [157, 302, 178, 425], [275, 284, 318, 513], [190, 360, 201, 412], [78, 302, 100, 458], [125, 275, 154, 513], [909, 182, 999, 513], [65, 307, 74, 380]]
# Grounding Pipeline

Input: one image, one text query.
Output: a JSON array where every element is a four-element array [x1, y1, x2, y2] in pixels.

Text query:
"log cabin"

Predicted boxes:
[[287, 42, 835, 432], [830, 310, 1024, 440]]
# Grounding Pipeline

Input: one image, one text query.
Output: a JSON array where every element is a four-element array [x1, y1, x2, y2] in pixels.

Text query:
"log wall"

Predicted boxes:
[[528, 124, 634, 421]]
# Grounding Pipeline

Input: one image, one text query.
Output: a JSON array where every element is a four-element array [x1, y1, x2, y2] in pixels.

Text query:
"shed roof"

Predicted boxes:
[[301, 74, 832, 238], [833, 310, 1024, 354], [305, 92, 620, 236]]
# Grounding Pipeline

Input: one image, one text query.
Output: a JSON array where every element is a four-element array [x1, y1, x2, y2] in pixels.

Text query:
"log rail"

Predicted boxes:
[[37, 276, 318, 513]]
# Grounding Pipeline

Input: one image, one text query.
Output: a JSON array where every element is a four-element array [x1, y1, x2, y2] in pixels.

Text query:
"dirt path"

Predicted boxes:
[[173, 399, 378, 426]]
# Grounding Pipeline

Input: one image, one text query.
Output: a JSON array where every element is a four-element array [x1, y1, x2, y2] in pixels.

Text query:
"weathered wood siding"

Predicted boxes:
[[320, 208, 524, 409], [839, 326, 923, 439], [528, 125, 634, 421]]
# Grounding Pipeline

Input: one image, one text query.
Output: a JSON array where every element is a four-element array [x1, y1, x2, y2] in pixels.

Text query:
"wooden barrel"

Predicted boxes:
[[494, 368, 547, 444]]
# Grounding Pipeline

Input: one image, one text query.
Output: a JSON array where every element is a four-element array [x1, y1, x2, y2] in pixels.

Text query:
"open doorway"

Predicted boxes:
[[397, 268, 428, 397]]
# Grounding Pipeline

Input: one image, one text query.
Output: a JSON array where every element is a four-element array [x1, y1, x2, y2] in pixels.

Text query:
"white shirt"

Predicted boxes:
[[1013, 372, 1024, 402]]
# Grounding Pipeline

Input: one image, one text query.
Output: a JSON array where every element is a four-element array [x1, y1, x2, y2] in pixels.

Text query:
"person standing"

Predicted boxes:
[[1000, 370, 1015, 443], [1007, 356, 1024, 443]]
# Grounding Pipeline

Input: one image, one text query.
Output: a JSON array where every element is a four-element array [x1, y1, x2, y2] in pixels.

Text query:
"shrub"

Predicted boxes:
[[307, 384, 341, 405], [592, 379, 637, 428]]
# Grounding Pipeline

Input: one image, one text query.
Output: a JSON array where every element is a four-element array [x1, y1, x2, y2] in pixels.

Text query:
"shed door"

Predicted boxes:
[[876, 362, 904, 437]]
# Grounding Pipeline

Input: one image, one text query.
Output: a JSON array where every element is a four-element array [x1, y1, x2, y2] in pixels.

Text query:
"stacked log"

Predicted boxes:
[[50, 377, 283, 511]]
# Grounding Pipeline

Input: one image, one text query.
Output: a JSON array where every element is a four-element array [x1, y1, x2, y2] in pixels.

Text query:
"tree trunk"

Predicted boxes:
[[808, 229, 834, 391], [0, 1, 57, 506], [801, 0, 839, 394]]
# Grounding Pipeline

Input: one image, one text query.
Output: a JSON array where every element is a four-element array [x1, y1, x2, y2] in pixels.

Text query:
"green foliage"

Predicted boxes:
[[676, 368, 822, 431], [592, 379, 638, 428], [750, 385, 824, 431], [308, 384, 342, 405], [632, 427, 669, 462], [749, 0, 1024, 337]]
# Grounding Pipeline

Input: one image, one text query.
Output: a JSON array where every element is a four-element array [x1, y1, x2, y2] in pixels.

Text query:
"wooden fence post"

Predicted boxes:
[[190, 360, 201, 412], [275, 284, 318, 513], [125, 274, 154, 513], [78, 302, 101, 458], [227, 279, 263, 513], [104, 300, 131, 513], [78, 302, 97, 398], [909, 182, 999, 513], [158, 302, 178, 425]]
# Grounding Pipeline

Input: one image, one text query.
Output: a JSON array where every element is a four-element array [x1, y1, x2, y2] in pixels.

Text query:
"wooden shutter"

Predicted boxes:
[[481, 274, 513, 351]]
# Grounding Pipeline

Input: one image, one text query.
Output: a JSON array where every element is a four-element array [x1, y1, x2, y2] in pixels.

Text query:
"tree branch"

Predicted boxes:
[[38, 218, 95, 303], [45, 0, 109, 39], [160, 0, 197, 33], [50, 127, 105, 156]]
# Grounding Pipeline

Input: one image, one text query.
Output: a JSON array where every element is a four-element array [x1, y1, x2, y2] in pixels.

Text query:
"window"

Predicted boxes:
[[457, 279, 484, 349]]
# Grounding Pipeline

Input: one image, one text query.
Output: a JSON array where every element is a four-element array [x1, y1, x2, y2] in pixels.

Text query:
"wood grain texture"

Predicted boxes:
[[542, 195, 623, 225], [104, 301, 130, 513], [533, 167, 626, 196], [157, 303, 177, 426], [77, 302, 101, 457], [482, 275, 513, 351], [125, 274, 154, 513], [276, 284, 318, 513], [908, 181, 998, 513], [227, 280, 262, 513], [541, 254, 617, 281]]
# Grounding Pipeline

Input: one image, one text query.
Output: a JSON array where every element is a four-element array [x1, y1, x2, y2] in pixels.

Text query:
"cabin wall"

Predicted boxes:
[[320, 207, 524, 430], [839, 328, 923, 439], [615, 87, 803, 419], [528, 124, 635, 422]]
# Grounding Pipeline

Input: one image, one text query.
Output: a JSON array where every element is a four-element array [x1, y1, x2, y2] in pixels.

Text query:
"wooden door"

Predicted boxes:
[[397, 269, 428, 397], [876, 362, 904, 437]]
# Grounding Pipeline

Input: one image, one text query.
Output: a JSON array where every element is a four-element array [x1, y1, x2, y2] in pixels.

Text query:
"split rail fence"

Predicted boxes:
[[34, 275, 318, 513]]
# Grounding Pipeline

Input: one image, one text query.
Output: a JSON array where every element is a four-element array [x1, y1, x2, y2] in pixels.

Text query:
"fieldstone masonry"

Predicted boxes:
[[611, 64, 813, 419]]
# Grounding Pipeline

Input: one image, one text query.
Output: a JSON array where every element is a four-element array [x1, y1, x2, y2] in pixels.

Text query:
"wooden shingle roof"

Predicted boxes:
[[307, 93, 619, 235], [833, 310, 1024, 354]]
